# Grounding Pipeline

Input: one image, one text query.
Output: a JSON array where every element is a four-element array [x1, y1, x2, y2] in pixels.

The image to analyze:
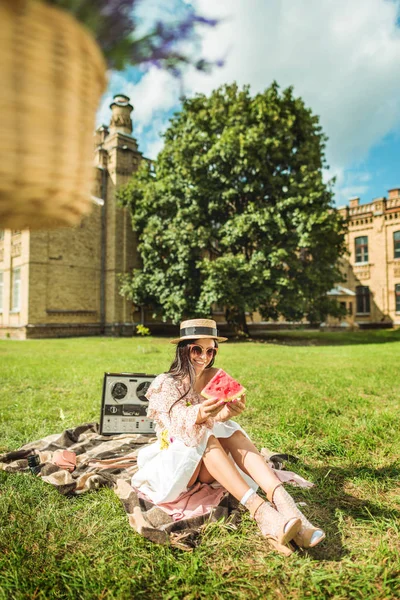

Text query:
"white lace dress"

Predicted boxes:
[[131, 373, 258, 504]]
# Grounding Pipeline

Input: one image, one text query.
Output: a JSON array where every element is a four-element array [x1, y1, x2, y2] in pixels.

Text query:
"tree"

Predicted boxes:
[[119, 82, 346, 335]]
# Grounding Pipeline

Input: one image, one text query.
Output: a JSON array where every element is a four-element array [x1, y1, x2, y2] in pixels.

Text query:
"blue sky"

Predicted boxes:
[[97, 0, 400, 207]]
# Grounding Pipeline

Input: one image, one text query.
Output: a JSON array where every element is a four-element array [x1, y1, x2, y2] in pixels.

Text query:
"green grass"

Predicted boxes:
[[1, 332, 400, 599], [250, 327, 400, 346]]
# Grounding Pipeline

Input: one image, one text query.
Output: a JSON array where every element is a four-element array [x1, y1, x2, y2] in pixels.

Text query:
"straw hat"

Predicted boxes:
[[170, 319, 227, 344]]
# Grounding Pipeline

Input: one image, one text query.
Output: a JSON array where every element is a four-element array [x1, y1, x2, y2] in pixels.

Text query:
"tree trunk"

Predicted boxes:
[[225, 308, 250, 338]]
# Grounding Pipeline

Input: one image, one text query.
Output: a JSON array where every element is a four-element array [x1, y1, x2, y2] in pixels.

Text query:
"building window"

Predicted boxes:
[[11, 267, 21, 312], [0, 230, 4, 241], [396, 284, 400, 313], [0, 271, 3, 312], [348, 301, 353, 316], [355, 236, 368, 263], [394, 231, 400, 260], [356, 286, 370, 314]]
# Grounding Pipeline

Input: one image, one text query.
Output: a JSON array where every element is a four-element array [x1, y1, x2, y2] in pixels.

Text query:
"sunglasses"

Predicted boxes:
[[189, 344, 217, 359]]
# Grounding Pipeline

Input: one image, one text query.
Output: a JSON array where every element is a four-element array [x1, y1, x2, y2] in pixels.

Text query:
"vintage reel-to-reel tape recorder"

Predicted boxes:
[[100, 372, 156, 435]]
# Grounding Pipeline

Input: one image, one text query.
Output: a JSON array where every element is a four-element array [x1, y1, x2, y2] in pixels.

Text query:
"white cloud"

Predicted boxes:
[[326, 165, 375, 206], [130, 70, 181, 133], [186, 0, 400, 201], [98, 0, 400, 195], [144, 136, 166, 158]]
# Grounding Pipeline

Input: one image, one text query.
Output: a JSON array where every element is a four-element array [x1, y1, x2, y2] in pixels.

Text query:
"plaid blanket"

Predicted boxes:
[[0, 422, 308, 551]]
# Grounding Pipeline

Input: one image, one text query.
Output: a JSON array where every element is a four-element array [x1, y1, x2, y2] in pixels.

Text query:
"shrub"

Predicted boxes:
[[136, 324, 151, 337]]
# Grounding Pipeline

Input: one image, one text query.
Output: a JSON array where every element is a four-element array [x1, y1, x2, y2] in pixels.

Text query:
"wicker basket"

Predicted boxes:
[[0, 0, 107, 229]]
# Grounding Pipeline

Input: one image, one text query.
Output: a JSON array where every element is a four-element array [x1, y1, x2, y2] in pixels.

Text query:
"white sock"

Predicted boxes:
[[240, 488, 256, 506]]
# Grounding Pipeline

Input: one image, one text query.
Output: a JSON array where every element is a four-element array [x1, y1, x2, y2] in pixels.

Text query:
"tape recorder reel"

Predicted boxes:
[[100, 372, 156, 435]]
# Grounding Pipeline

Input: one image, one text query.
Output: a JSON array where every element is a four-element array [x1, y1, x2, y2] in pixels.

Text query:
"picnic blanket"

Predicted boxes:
[[0, 422, 313, 551]]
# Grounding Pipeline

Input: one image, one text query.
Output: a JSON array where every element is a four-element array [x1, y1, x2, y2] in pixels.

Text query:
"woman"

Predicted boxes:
[[132, 319, 325, 555]]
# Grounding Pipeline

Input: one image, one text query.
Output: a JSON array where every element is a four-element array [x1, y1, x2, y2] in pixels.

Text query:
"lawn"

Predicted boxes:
[[0, 332, 399, 599]]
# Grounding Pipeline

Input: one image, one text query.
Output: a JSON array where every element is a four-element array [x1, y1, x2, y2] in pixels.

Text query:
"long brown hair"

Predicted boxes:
[[167, 338, 218, 411]]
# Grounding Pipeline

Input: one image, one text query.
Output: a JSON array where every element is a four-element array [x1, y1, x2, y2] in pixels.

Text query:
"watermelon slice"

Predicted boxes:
[[201, 369, 245, 403]]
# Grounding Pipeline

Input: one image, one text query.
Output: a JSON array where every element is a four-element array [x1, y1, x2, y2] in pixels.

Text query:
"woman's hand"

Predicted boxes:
[[215, 394, 246, 422], [196, 397, 225, 423]]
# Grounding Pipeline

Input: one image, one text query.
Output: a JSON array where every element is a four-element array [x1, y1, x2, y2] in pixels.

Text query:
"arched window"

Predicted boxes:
[[394, 231, 400, 259]]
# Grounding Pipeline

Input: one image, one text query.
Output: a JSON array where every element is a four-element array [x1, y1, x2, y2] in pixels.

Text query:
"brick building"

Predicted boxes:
[[0, 94, 142, 339], [1, 93, 399, 337], [328, 189, 400, 328]]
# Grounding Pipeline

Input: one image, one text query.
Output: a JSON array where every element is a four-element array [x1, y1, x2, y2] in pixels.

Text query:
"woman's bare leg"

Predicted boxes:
[[220, 431, 325, 548], [188, 439, 231, 486], [188, 435, 301, 554], [218, 431, 282, 496], [198, 435, 250, 501], [188, 460, 218, 486]]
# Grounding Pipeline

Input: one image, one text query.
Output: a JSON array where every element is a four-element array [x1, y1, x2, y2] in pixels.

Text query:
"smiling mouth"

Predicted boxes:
[[193, 359, 206, 366]]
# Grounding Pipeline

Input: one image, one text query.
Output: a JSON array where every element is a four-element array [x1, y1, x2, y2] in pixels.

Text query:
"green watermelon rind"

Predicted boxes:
[[201, 369, 246, 403]]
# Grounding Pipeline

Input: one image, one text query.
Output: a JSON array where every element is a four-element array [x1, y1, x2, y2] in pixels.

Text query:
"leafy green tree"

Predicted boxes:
[[119, 82, 346, 335]]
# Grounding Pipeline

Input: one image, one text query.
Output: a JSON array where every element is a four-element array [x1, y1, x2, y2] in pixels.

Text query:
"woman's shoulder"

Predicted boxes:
[[146, 373, 184, 405], [204, 367, 219, 382], [193, 367, 219, 393], [152, 372, 170, 384], [150, 372, 173, 389], [148, 372, 182, 393]]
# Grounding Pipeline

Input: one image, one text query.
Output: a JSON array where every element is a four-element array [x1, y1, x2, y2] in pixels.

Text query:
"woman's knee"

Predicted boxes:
[[203, 435, 231, 464], [219, 431, 245, 448], [205, 434, 222, 452]]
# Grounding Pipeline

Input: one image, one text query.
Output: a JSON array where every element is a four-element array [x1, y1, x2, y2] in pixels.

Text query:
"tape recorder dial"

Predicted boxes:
[[100, 372, 156, 435]]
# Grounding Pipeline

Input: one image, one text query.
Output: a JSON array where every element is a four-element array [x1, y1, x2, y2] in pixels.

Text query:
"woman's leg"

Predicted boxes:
[[199, 435, 251, 501], [188, 438, 231, 486], [187, 460, 216, 486], [220, 431, 325, 548], [218, 431, 282, 495], [194, 435, 301, 554]]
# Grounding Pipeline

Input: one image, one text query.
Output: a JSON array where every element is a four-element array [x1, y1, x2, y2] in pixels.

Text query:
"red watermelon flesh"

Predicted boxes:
[[201, 369, 245, 403]]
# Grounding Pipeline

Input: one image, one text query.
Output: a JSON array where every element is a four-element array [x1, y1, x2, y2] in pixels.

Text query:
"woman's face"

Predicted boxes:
[[188, 339, 217, 374]]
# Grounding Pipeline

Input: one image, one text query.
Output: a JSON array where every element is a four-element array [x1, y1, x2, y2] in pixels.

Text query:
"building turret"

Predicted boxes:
[[109, 94, 133, 136]]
